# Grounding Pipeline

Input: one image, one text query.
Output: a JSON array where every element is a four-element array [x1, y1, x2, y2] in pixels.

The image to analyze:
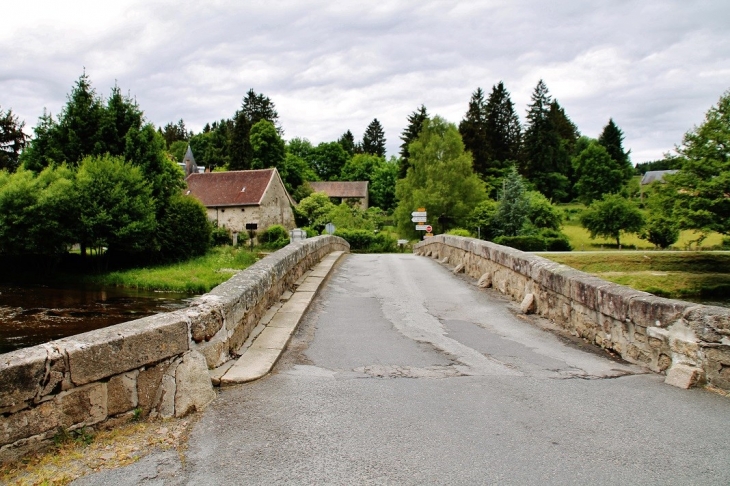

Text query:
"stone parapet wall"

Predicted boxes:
[[0, 235, 349, 463], [415, 235, 730, 391]]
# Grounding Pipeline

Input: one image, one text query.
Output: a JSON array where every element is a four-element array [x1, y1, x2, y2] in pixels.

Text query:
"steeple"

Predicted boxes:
[[183, 145, 198, 177]]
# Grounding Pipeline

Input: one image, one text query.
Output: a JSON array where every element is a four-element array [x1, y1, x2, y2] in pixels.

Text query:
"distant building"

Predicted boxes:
[[178, 145, 206, 177], [640, 170, 678, 185], [185, 168, 296, 233], [309, 181, 369, 209]]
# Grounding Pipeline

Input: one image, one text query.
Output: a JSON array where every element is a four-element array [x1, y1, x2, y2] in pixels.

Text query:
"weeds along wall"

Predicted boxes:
[[415, 235, 730, 392], [0, 235, 349, 463]]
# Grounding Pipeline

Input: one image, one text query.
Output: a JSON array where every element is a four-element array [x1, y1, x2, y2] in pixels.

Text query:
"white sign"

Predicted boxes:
[[415, 225, 429, 231], [411, 211, 427, 217], [324, 222, 336, 235], [411, 216, 428, 223]]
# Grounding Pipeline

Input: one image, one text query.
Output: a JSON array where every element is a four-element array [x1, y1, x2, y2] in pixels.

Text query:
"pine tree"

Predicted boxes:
[[521, 80, 571, 201], [161, 120, 189, 148], [484, 82, 521, 173], [0, 106, 28, 172], [99, 84, 143, 157], [242, 89, 280, 133], [362, 118, 386, 157], [598, 118, 633, 180], [459, 88, 489, 177], [56, 72, 105, 165], [399, 105, 428, 177], [338, 130, 356, 156], [491, 166, 530, 237]]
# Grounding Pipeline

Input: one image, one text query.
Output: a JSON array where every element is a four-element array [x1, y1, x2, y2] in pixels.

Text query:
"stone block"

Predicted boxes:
[[174, 351, 216, 417], [520, 293, 536, 314], [704, 346, 730, 389], [683, 305, 730, 342], [38, 344, 68, 397], [628, 295, 690, 329], [195, 337, 229, 370], [477, 273, 492, 288], [107, 371, 138, 416], [137, 361, 169, 415], [0, 346, 47, 409], [187, 304, 224, 343], [56, 382, 106, 426], [62, 313, 188, 386], [0, 400, 58, 446], [596, 285, 648, 322], [452, 263, 465, 274], [664, 364, 704, 389]]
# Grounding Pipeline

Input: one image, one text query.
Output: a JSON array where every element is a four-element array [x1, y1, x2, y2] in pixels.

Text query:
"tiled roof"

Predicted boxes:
[[641, 170, 677, 185], [309, 181, 368, 198], [186, 169, 278, 207]]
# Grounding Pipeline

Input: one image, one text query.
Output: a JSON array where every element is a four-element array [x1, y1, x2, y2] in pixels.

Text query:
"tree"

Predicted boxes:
[[399, 105, 428, 178], [76, 154, 156, 257], [484, 82, 522, 173], [580, 194, 645, 247], [369, 157, 398, 212], [295, 192, 336, 232], [338, 130, 356, 157], [642, 215, 680, 249], [98, 84, 143, 156], [55, 72, 105, 165], [394, 116, 487, 236], [241, 89, 280, 132], [160, 119, 189, 148], [521, 80, 571, 201], [249, 119, 285, 169], [491, 167, 530, 237], [157, 195, 211, 262], [0, 106, 28, 172], [572, 139, 627, 204], [467, 200, 498, 239], [277, 153, 318, 196], [308, 142, 349, 181], [598, 119, 632, 180], [459, 88, 489, 177], [340, 153, 383, 182], [229, 89, 280, 170], [362, 118, 386, 157], [656, 90, 730, 235], [526, 190, 562, 231]]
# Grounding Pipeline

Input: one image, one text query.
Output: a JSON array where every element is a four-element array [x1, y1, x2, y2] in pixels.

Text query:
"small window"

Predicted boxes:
[[241, 186, 246, 192]]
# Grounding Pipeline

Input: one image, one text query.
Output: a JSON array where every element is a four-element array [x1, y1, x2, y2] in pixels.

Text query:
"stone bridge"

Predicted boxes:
[[1, 234, 729, 464]]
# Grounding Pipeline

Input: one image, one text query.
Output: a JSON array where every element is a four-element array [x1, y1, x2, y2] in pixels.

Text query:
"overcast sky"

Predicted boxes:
[[2, 0, 729, 163]]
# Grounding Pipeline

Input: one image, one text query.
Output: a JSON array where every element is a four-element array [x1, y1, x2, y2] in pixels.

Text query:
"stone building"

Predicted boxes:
[[308, 181, 369, 209], [185, 168, 296, 234]]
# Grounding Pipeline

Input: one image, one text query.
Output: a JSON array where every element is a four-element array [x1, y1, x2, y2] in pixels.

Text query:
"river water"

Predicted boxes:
[[0, 284, 194, 355]]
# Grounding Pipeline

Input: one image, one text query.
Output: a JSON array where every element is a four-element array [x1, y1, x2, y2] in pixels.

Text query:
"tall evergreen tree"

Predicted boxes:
[[338, 130, 356, 156], [242, 89, 280, 133], [521, 80, 571, 201], [491, 166, 530, 237], [229, 89, 280, 169], [459, 88, 489, 177], [160, 119, 189, 148], [362, 118, 386, 157], [399, 105, 429, 178], [99, 84, 143, 157], [56, 72, 105, 165], [0, 106, 28, 172], [598, 118, 633, 180], [484, 82, 521, 173]]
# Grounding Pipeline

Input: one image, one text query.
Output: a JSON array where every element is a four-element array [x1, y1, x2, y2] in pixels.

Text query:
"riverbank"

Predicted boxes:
[[538, 251, 730, 302]]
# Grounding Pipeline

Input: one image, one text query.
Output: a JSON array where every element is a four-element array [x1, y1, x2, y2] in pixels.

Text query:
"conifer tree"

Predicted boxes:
[[362, 118, 386, 157], [598, 118, 633, 180], [484, 82, 521, 173], [399, 105, 428, 178], [459, 88, 489, 176], [56, 72, 105, 165], [0, 106, 28, 172], [338, 130, 356, 156], [99, 84, 143, 157], [491, 166, 530, 237]]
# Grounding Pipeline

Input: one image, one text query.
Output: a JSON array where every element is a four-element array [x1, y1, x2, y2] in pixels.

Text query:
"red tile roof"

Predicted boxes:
[[186, 169, 278, 207], [309, 181, 368, 198]]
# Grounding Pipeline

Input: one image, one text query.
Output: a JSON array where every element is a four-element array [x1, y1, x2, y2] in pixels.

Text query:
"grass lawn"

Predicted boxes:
[[82, 246, 259, 294], [538, 251, 730, 300]]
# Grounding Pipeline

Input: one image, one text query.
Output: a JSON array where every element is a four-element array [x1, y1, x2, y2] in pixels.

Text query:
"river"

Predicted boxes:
[[0, 284, 194, 355]]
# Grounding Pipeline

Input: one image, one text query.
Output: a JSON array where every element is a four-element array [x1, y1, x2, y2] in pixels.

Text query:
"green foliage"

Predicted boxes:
[[642, 215, 680, 249], [369, 158, 398, 212], [491, 167, 530, 237], [211, 223, 232, 246], [334, 229, 397, 253], [362, 118, 386, 157], [598, 118, 632, 178], [328, 203, 375, 231], [494, 235, 549, 251], [660, 89, 730, 235], [466, 200, 498, 239], [340, 153, 383, 181], [0, 106, 28, 171], [53, 426, 94, 447], [580, 194, 645, 247], [258, 224, 290, 249], [446, 228, 472, 237], [572, 139, 627, 204], [308, 142, 349, 181], [395, 116, 487, 237], [169, 140, 188, 162], [157, 195, 212, 262], [76, 154, 156, 256], [295, 192, 336, 231], [278, 153, 318, 196], [399, 105, 428, 177], [338, 130, 356, 156], [526, 190, 562, 231], [160, 119, 189, 147], [250, 119, 285, 169]]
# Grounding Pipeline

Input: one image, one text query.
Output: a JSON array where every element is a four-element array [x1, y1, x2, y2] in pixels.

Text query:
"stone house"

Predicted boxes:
[[308, 181, 369, 209], [185, 168, 296, 234]]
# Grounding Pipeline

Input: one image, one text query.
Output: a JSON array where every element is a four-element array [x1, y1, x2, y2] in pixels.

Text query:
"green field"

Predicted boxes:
[[538, 251, 730, 300]]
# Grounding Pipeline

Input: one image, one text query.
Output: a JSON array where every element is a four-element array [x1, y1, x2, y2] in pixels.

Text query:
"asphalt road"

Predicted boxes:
[[74, 253, 730, 485]]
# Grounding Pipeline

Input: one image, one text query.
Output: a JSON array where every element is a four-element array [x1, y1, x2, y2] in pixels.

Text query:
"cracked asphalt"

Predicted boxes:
[[74, 253, 730, 485]]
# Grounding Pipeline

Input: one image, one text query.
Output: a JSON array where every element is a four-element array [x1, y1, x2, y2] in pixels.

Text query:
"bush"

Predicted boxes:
[[157, 195, 211, 261], [642, 217, 680, 249], [334, 229, 397, 253], [258, 224, 290, 250], [493, 235, 547, 251], [538, 228, 573, 251], [446, 228, 472, 237], [211, 224, 232, 246], [301, 227, 319, 238]]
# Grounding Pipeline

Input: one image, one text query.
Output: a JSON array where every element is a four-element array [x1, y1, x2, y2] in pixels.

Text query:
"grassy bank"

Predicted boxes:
[[538, 251, 730, 300], [81, 246, 258, 294]]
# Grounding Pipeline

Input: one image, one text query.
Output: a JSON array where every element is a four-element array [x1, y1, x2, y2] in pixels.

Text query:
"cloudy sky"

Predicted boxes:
[[2, 0, 729, 163]]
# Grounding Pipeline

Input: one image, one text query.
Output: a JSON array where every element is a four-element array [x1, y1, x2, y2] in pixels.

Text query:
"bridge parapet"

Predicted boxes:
[[0, 235, 349, 463], [415, 235, 730, 392]]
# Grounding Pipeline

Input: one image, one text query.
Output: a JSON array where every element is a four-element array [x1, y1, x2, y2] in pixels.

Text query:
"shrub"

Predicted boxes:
[[334, 229, 397, 253], [157, 195, 212, 261], [211, 224, 232, 246], [301, 226, 319, 238], [258, 224, 290, 250], [493, 235, 547, 251], [446, 228, 472, 237], [642, 216, 680, 249]]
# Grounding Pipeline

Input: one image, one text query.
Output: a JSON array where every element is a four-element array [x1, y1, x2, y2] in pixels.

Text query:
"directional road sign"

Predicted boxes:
[[411, 211, 427, 217], [415, 224, 429, 231], [411, 216, 427, 223]]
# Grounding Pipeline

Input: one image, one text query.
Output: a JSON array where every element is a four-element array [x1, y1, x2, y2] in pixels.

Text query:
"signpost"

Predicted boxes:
[[411, 216, 427, 223], [413, 208, 428, 232]]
